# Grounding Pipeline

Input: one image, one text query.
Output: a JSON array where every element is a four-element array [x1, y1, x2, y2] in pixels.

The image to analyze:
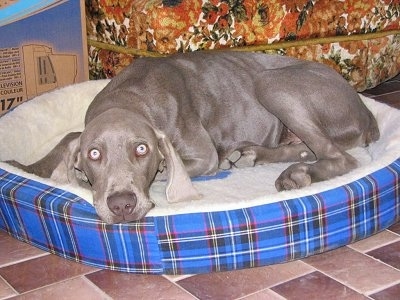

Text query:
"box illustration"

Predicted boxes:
[[0, 0, 88, 115]]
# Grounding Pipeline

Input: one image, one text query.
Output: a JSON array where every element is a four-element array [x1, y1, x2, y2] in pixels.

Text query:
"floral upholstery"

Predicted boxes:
[[86, 0, 400, 91]]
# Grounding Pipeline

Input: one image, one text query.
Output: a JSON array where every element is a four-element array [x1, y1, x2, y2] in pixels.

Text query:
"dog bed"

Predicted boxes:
[[0, 80, 399, 275]]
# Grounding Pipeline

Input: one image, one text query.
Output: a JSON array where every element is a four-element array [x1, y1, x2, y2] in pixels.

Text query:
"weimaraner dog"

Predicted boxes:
[[8, 51, 380, 224]]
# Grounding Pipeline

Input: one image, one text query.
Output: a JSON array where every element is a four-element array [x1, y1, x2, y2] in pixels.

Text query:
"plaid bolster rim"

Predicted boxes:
[[0, 158, 399, 275]]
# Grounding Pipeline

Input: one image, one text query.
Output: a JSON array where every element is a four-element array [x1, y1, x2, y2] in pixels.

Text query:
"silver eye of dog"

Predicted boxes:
[[135, 143, 149, 157], [88, 148, 101, 161]]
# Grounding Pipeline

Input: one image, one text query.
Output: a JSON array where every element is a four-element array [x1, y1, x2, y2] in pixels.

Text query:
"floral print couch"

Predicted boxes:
[[86, 0, 400, 91]]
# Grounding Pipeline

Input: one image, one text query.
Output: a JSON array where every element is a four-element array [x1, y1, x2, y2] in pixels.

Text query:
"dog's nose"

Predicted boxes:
[[107, 192, 137, 217]]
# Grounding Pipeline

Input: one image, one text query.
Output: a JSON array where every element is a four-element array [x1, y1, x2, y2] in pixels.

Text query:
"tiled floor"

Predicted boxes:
[[1, 74, 399, 299]]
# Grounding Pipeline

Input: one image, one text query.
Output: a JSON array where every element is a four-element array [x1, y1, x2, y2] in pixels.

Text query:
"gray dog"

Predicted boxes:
[[8, 51, 379, 224]]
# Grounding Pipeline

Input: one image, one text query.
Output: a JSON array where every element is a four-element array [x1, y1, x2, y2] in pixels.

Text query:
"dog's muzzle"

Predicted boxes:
[[107, 192, 137, 219]]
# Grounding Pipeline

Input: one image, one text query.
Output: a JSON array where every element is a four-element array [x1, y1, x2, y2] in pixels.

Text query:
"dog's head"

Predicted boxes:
[[52, 108, 200, 224]]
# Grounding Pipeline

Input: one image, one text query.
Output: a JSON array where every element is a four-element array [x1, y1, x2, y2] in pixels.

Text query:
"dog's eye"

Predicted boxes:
[[135, 143, 148, 157], [88, 148, 101, 161]]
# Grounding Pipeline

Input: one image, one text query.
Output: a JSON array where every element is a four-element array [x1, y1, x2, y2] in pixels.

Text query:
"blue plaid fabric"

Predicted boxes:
[[1, 158, 399, 275]]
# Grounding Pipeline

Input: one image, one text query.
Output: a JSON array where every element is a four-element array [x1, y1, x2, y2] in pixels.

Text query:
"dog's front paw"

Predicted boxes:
[[219, 150, 240, 170], [219, 150, 256, 170], [233, 149, 257, 168], [275, 163, 312, 191]]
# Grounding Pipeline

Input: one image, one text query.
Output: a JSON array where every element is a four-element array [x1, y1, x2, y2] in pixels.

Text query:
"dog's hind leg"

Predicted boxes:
[[274, 142, 359, 191], [272, 119, 360, 191], [250, 67, 375, 190]]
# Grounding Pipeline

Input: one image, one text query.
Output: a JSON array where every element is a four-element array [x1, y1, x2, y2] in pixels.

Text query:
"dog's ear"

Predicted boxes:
[[55, 132, 83, 185], [155, 130, 201, 203], [9, 132, 82, 185]]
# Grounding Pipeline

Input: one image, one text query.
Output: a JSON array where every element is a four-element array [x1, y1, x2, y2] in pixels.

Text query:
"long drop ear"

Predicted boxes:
[[51, 132, 92, 189], [155, 130, 202, 203]]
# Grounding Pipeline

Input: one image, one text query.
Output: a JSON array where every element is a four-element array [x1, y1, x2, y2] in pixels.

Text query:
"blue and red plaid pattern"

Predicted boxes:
[[1, 158, 399, 275]]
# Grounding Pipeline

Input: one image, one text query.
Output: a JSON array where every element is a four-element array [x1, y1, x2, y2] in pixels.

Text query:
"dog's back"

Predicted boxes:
[[88, 51, 379, 150]]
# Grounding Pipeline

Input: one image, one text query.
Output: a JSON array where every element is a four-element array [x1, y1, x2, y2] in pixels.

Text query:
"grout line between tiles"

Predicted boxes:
[[361, 252, 400, 274], [306, 270, 366, 296], [245, 261, 317, 297], [387, 228, 400, 237], [347, 236, 400, 253], [7, 274, 108, 300], [304, 250, 400, 296], [365, 280, 400, 297], [170, 280, 201, 300], [81, 275, 114, 300], [0, 275, 18, 300], [162, 273, 195, 283], [299, 253, 375, 295], [0, 252, 50, 268], [235, 288, 287, 300]]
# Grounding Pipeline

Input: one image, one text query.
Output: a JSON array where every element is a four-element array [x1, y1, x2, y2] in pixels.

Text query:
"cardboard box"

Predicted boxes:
[[0, 0, 88, 115]]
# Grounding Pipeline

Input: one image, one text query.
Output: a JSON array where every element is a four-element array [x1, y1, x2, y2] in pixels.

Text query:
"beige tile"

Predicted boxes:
[[0, 231, 48, 267], [10, 277, 110, 300], [86, 270, 196, 299], [177, 261, 314, 299], [0, 254, 96, 293], [303, 246, 400, 294], [240, 289, 286, 299], [163, 274, 196, 282], [0, 276, 17, 299], [348, 230, 400, 253]]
